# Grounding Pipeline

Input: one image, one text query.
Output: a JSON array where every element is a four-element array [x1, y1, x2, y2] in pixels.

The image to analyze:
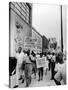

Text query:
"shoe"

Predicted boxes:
[[21, 79, 24, 83], [13, 85, 18, 88]]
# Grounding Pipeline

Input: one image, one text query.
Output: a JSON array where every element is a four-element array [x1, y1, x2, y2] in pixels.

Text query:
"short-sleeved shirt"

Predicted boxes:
[[23, 54, 32, 64], [15, 52, 24, 65], [51, 55, 56, 62], [47, 55, 52, 60]]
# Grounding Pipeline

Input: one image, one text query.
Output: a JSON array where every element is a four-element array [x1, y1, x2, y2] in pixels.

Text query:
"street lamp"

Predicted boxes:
[[60, 5, 63, 52]]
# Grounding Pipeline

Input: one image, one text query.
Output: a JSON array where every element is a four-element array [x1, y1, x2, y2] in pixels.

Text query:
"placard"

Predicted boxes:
[[36, 57, 45, 68], [24, 36, 37, 49]]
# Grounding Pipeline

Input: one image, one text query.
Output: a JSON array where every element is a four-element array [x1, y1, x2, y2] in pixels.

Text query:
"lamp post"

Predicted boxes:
[[60, 5, 63, 52]]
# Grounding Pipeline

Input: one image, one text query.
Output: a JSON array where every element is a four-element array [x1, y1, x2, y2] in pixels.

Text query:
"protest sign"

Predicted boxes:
[[36, 57, 45, 68], [24, 36, 37, 50]]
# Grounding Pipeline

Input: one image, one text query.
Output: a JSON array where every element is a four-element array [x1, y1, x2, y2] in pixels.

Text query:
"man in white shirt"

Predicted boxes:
[[37, 53, 44, 81], [14, 47, 24, 88]]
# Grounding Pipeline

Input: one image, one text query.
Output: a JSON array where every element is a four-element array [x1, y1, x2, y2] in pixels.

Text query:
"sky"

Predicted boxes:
[[32, 3, 67, 51]]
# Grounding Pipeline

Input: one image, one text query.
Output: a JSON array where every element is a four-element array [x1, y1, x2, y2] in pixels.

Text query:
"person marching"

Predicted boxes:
[[37, 53, 44, 81], [50, 51, 56, 80], [30, 51, 37, 79], [14, 47, 25, 88], [23, 50, 32, 87]]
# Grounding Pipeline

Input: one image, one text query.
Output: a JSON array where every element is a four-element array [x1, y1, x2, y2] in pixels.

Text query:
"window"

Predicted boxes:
[[10, 2, 31, 24]]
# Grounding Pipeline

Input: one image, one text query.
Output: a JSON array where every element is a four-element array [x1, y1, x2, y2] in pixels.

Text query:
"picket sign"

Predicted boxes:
[[24, 37, 37, 48], [36, 57, 46, 68]]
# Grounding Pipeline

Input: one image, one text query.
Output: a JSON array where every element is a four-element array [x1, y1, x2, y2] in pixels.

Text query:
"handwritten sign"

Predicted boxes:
[[36, 57, 45, 68], [24, 37, 37, 50]]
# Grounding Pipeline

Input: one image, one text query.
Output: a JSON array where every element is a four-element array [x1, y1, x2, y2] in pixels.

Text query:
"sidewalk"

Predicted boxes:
[[10, 70, 56, 88], [19, 70, 56, 87]]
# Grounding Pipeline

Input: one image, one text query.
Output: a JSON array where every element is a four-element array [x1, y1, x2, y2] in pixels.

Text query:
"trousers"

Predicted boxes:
[[24, 63, 32, 87]]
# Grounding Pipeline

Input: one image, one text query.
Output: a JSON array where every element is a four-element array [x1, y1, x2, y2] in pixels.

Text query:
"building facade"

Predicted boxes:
[[32, 27, 42, 53], [42, 35, 49, 52], [9, 2, 32, 57]]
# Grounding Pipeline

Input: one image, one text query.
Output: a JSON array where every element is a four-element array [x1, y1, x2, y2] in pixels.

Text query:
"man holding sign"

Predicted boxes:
[[36, 53, 45, 81]]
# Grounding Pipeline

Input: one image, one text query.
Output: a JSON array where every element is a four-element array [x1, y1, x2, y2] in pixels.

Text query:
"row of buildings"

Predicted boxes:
[[9, 2, 51, 57]]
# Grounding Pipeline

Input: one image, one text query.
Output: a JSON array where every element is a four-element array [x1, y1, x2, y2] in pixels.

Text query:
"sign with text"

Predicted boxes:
[[24, 37, 37, 49], [36, 57, 45, 68]]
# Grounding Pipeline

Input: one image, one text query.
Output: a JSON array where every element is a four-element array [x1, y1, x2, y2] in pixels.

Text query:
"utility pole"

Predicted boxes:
[[60, 5, 63, 52]]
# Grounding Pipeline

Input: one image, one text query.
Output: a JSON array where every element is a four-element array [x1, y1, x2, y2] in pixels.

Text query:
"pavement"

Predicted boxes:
[[10, 70, 56, 88], [30, 71, 56, 87]]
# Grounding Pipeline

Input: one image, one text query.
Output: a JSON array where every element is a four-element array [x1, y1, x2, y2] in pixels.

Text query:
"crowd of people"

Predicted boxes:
[[12, 47, 66, 88]]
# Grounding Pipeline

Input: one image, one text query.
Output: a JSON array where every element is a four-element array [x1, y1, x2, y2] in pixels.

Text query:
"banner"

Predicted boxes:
[[24, 36, 37, 50], [36, 57, 45, 68]]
